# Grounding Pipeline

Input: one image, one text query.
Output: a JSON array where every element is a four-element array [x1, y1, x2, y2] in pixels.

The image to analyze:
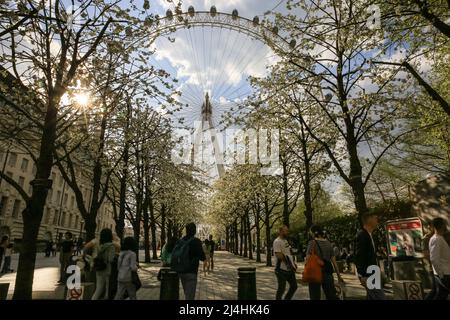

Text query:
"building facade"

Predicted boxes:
[[0, 146, 116, 243]]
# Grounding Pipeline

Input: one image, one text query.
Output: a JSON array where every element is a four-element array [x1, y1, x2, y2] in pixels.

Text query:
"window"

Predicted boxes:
[[51, 172, 56, 184], [70, 196, 75, 208], [53, 210, 59, 225], [63, 193, 68, 206], [12, 199, 21, 218], [56, 191, 61, 204], [47, 189, 53, 203], [8, 152, 17, 167], [45, 208, 52, 224], [60, 212, 66, 226], [18, 176, 25, 188], [75, 215, 79, 229], [0, 196, 8, 216], [20, 158, 29, 172], [59, 174, 64, 187]]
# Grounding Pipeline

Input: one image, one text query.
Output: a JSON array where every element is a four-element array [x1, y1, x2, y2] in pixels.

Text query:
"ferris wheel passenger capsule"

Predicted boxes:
[[290, 39, 296, 49], [166, 10, 173, 20], [232, 9, 238, 20], [188, 6, 195, 17], [210, 6, 217, 17], [253, 16, 259, 26]]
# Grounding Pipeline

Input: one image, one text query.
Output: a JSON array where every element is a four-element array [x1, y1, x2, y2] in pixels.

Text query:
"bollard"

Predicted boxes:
[[0, 283, 10, 300], [237, 267, 257, 300], [160, 268, 179, 300]]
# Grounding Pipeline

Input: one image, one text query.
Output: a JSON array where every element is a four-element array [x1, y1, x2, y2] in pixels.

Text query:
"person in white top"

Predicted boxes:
[[429, 217, 450, 300], [273, 225, 298, 300]]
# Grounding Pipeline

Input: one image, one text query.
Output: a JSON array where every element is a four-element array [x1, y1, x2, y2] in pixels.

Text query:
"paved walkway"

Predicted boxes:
[[137, 251, 384, 300], [1, 251, 392, 300]]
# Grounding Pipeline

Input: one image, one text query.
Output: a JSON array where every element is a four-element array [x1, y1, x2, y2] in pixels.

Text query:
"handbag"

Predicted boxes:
[[302, 241, 324, 283], [132, 270, 142, 290]]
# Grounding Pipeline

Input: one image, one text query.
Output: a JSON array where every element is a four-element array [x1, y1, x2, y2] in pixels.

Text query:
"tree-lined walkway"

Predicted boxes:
[[137, 251, 388, 300], [1, 250, 391, 300]]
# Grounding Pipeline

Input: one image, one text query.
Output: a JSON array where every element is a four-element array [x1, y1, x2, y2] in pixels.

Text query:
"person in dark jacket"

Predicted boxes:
[[174, 223, 206, 300], [355, 211, 385, 300]]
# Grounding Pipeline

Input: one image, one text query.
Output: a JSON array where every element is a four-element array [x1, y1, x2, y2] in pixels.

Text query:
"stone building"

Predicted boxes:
[[0, 146, 116, 243]]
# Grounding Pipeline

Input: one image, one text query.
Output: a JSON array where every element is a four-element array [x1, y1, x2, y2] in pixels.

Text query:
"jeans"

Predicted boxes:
[[114, 281, 137, 300], [309, 272, 338, 300], [179, 273, 198, 300], [424, 272, 437, 300], [1, 256, 11, 273], [92, 272, 110, 300], [432, 275, 450, 300], [59, 253, 71, 282], [275, 270, 298, 300]]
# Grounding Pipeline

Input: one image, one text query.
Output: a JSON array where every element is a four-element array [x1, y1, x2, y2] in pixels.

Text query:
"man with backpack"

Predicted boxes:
[[171, 223, 206, 300]]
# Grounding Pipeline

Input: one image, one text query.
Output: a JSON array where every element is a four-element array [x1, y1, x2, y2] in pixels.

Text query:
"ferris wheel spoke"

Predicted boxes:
[[213, 34, 256, 101]]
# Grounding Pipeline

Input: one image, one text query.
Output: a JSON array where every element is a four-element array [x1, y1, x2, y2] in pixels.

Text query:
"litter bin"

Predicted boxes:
[[160, 268, 179, 300], [0, 283, 10, 300], [237, 267, 256, 300]]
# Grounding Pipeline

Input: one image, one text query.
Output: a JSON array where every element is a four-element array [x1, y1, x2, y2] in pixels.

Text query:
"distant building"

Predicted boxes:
[[0, 146, 116, 242]]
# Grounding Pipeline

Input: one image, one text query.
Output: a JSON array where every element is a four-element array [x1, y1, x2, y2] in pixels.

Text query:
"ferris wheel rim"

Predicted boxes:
[[142, 9, 296, 53]]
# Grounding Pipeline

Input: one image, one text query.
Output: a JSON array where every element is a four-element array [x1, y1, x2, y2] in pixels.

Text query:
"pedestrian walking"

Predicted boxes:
[[158, 236, 177, 281], [52, 241, 57, 257], [305, 225, 344, 300], [115, 237, 139, 300], [423, 221, 437, 300], [91, 228, 116, 300], [429, 217, 450, 300], [161, 237, 177, 267], [208, 235, 215, 271], [0, 235, 8, 274], [1, 243, 13, 273], [202, 239, 211, 274], [273, 225, 298, 300], [1, 236, 13, 274], [355, 211, 385, 300], [171, 222, 206, 300], [58, 232, 74, 284]]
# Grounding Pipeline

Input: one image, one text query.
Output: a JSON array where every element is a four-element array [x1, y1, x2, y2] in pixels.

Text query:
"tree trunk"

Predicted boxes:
[[143, 191, 151, 263], [264, 200, 272, 267], [149, 198, 158, 260], [282, 158, 290, 227], [13, 207, 42, 299], [239, 217, 243, 256], [246, 213, 253, 260], [227, 225, 231, 252], [13, 101, 58, 299], [84, 214, 98, 243], [167, 219, 173, 240], [243, 215, 248, 258], [303, 171, 313, 232], [256, 206, 261, 263], [160, 204, 166, 249], [115, 102, 131, 239], [234, 220, 239, 255]]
